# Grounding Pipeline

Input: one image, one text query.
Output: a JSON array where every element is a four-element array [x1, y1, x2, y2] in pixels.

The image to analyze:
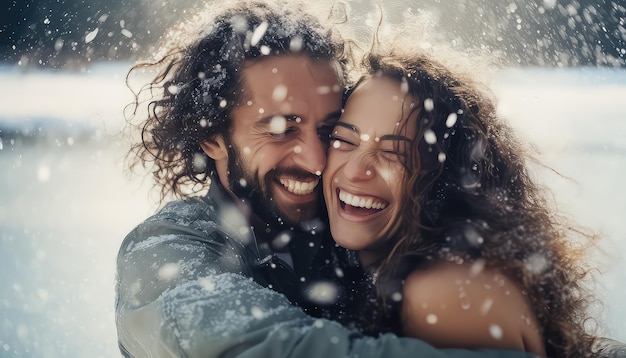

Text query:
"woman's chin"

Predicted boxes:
[[330, 227, 370, 251]]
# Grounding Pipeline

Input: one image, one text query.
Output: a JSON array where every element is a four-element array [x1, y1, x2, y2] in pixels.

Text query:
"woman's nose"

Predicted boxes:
[[342, 151, 375, 182]]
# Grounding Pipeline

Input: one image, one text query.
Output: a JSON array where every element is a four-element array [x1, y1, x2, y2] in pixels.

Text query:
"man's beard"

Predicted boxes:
[[223, 137, 315, 230]]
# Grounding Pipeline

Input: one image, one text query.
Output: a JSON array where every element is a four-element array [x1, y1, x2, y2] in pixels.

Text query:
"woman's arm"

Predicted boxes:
[[401, 261, 546, 356]]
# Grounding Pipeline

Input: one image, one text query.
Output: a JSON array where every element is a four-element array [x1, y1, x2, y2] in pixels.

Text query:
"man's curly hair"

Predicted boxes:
[[125, 0, 346, 202]]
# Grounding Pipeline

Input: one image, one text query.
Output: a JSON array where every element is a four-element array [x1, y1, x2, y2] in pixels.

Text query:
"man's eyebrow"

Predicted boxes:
[[257, 114, 299, 126], [257, 110, 343, 126]]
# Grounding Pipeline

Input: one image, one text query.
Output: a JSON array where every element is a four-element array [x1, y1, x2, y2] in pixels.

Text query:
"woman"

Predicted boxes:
[[322, 49, 598, 357]]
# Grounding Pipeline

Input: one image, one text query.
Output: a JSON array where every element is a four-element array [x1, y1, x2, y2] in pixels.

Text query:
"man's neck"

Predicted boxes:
[[223, 191, 293, 251], [249, 212, 291, 250], [212, 176, 324, 254]]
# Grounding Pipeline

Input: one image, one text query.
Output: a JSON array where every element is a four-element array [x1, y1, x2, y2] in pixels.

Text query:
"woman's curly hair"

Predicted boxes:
[[125, 0, 347, 203], [354, 48, 599, 357]]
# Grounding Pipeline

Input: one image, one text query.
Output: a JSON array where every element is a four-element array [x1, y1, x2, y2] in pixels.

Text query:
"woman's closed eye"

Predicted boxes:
[[329, 135, 407, 162], [379, 149, 406, 162], [330, 135, 357, 150]]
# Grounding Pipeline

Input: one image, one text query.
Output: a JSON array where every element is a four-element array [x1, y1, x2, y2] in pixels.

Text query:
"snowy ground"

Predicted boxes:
[[0, 63, 625, 356]]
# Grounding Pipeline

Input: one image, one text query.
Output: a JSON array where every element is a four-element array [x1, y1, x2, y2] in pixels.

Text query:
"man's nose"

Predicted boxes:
[[291, 129, 326, 176]]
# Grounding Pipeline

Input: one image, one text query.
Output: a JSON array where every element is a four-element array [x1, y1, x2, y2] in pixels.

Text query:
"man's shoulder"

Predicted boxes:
[[144, 190, 240, 225], [120, 194, 252, 252], [147, 196, 215, 226]]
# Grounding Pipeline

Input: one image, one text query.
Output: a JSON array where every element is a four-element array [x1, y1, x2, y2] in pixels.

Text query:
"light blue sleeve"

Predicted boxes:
[[118, 267, 536, 357]]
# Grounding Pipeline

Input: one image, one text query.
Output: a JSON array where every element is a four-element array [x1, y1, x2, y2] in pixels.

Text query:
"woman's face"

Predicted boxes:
[[323, 76, 419, 255]]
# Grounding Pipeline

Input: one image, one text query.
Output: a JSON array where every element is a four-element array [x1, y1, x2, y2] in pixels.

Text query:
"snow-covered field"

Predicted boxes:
[[0, 63, 625, 356]]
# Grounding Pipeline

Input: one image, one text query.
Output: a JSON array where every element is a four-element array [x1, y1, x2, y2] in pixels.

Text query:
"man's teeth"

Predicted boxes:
[[339, 189, 387, 209], [279, 178, 318, 195]]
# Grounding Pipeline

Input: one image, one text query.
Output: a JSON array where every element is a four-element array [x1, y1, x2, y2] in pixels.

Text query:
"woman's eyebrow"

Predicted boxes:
[[335, 121, 360, 134], [378, 134, 413, 143]]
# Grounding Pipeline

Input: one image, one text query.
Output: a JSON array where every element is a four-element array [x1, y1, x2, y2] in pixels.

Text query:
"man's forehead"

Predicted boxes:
[[235, 56, 342, 121], [231, 55, 341, 122], [244, 54, 332, 69], [241, 56, 340, 88]]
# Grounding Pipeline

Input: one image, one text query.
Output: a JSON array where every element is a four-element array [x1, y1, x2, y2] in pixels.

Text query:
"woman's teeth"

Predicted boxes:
[[338, 189, 387, 209]]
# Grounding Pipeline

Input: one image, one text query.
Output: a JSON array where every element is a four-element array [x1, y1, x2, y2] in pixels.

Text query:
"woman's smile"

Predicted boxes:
[[337, 188, 388, 216]]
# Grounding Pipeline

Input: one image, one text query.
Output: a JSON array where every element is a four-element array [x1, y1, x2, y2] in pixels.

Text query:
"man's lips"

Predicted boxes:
[[337, 188, 388, 216], [278, 177, 319, 196]]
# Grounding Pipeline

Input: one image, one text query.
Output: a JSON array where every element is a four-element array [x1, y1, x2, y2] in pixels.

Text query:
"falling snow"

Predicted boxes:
[[1, 1, 626, 355], [158, 263, 182, 281], [423, 98, 434, 112], [305, 281, 339, 305], [426, 313, 438, 324], [251, 22, 269, 47], [446, 113, 458, 128], [272, 85, 288, 101], [269, 115, 287, 134], [489, 324, 503, 340], [84, 28, 98, 44], [36, 165, 51, 182], [423, 129, 437, 145]]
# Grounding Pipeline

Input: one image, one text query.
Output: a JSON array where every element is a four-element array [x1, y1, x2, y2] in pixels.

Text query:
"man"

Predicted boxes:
[[115, 1, 536, 357]]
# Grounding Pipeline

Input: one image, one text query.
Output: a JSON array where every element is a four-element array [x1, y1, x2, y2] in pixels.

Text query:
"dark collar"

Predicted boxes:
[[204, 176, 329, 271]]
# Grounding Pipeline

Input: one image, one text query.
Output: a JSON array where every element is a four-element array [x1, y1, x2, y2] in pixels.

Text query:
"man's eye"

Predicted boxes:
[[269, 127, 297, 139], [329, 136, 356, 150]]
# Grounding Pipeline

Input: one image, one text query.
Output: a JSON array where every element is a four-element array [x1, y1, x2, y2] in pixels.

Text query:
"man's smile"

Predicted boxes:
[[278, 177, 319, 196]]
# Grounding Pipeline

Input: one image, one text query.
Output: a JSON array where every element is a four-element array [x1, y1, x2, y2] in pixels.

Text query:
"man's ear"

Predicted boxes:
[[200, 134, 228, 161]]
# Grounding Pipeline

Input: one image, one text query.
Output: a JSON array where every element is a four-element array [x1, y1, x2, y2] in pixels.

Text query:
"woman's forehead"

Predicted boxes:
[[341, 76, 418, 137]]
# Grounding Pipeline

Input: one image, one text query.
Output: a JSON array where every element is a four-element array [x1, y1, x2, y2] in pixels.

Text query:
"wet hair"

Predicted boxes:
[[354, 50, 599, 357], [125, 0, 346, 202]]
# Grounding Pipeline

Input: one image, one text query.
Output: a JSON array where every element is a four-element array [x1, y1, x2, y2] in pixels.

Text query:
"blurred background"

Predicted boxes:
[[1, 0, 624, 68], [1, 0, 625, 356]]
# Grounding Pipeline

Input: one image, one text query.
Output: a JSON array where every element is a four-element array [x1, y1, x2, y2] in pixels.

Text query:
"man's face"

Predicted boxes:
[[223, 55, 342, 226]]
